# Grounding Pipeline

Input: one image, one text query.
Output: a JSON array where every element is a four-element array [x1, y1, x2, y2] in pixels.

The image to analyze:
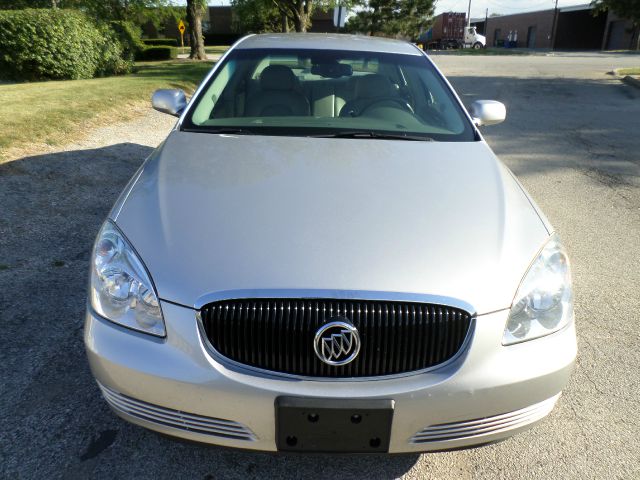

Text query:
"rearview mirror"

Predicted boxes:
[[469, 100, 506, 127], [152, 89, 187, 117]]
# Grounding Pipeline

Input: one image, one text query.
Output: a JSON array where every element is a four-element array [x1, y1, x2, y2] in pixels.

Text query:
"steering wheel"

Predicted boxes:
[[358, 97, 415, 116]]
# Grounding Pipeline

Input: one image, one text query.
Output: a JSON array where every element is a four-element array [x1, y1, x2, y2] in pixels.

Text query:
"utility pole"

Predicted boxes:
[[551, 0, 559, 50], [484, 7, 488, 35], [467, 0, 472, 26]]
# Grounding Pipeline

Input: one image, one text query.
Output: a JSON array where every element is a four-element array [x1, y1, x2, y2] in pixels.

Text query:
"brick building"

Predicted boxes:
[[483, 4, 637, 50], [486, 8, 556, 48]]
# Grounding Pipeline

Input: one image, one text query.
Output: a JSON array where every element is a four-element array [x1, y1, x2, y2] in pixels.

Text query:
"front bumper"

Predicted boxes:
[[84, 301, 576, 453]]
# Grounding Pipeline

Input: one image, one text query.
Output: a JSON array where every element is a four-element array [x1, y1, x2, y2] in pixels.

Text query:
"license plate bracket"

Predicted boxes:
[[275, 397, 394, 453]]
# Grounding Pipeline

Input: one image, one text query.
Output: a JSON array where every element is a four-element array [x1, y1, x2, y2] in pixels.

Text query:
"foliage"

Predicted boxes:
[[135, 46, 178, 61], [143, 38, 179, 46], [592, 0, 640, 26], [96, 23, 133, 76], [231, 0, 350, 33], [1, 0, 181, 30], [231, 0, 285, 33], [272, 0, 315, 32], [0, 8, 133, 81], [110, 20, 146, 62], [0, 0, 53, 7], [592, 0, 640, 49], [346, 0, 435, 38]]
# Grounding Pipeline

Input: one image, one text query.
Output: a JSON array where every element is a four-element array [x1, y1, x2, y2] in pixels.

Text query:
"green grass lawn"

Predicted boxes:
[[205, 45, 230, 56], [0, 59, 214, 161], [617, 67, 640, 76]]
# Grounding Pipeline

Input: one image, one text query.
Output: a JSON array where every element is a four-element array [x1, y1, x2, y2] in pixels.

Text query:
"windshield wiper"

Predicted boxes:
[[196, 127, 256, 135], [310, 131, 434, 141]]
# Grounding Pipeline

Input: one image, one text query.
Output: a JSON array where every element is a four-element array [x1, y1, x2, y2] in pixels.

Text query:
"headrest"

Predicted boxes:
[[260, 65, 297, 91], [355, 74, 393, 99]]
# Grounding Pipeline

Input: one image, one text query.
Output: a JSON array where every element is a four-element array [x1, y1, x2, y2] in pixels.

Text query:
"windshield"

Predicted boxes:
[[182, 48, 475, 142]]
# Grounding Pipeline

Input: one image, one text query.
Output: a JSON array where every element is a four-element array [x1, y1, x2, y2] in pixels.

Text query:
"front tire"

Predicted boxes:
[[473, 42, 483, 50]]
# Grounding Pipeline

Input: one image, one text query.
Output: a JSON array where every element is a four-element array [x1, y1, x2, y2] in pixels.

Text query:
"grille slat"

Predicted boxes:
[[201, 298, 471, 378], [98, 383, 257, 441]]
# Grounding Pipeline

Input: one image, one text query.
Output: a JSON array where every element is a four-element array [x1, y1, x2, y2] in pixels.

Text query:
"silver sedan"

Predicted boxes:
[[84, 33, 576, 453]]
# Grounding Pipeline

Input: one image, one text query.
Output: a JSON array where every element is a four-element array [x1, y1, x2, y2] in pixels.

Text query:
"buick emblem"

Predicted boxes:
[[314, 318, 360, 366]]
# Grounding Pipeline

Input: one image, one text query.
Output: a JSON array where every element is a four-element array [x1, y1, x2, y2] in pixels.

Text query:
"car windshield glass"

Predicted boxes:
[[183, 48, 475, 142]]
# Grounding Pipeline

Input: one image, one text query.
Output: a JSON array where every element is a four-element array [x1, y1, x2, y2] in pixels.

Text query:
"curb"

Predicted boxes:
[[621, 75, 640, 89]]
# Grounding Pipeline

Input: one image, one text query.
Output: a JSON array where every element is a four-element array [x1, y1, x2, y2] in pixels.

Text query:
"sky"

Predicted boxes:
[[435, 0, 590, 19]]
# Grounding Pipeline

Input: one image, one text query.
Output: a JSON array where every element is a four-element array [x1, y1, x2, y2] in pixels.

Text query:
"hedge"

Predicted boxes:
[[110, 21, 146, 62], [0, 9, 135, 81], [135, 46, 178, 61], [143, 38, 178, 47]]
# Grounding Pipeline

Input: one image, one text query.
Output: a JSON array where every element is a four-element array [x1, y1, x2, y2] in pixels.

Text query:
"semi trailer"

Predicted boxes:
[[421, 12, 486, 49]]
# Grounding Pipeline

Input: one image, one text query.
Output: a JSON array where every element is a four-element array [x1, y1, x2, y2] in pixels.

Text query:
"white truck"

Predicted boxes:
[[463, 26, 486, 49], [422, 13, 486, 50]]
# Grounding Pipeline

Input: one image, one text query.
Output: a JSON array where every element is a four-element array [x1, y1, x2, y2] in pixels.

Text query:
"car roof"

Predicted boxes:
[[234, 33, 422, 56]]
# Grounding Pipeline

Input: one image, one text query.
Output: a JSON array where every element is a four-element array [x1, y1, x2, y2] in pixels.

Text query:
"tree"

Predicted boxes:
[[346, 0, 435, 39], [186, 0, 207, 60], [272, 0, 315, 32], [231, 0, 349, 33], [1, 0, 180, 30], [232, 0, 287, 33], [592, 0, 640, 49]]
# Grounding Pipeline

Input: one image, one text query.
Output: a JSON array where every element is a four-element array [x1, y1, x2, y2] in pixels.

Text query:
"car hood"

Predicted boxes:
[[114, 131, 550, 315]]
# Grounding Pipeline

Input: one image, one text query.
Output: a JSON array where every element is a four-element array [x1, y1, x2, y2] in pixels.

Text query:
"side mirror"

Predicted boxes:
[[469, 100, 506, 127], [152, 89, 187, 117]]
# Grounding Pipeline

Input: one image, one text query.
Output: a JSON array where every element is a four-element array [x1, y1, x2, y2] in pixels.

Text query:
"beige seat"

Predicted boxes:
[[245, 65, 310, 117], [339, 74, 411, 117]]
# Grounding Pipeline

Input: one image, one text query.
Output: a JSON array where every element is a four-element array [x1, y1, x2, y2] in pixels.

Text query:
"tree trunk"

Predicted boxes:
[[291, 0, 311, 32], [187, 0, 207, 60]]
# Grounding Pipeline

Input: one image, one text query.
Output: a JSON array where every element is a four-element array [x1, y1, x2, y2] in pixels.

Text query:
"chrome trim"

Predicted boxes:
[[194, 292, 476, 382], [193, 289, 477, 315], [313, 320, 361, 366], [410, 394, 560, 443], [98, 382, 257, 441]]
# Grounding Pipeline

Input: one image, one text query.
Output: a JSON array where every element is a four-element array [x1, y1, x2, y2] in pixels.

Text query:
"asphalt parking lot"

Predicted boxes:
[[1, 52, 639, 479]]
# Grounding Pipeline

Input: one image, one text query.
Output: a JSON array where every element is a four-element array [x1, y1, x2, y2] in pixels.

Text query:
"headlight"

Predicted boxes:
[[90, 221, 165, 337], [503, 234, 573, 345]]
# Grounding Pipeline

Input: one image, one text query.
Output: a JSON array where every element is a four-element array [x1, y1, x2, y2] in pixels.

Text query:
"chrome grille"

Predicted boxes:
[[200, 298, 472, 378], [410, 395, 559, 443], [99, 383, 256, 441]]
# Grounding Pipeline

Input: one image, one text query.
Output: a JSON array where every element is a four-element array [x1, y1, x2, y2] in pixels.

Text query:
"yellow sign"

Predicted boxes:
[[178, 20, 185, 49]]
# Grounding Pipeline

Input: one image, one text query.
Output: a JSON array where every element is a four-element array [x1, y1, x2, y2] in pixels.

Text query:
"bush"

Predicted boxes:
[[143, 38, 178, 47], [136, 46, 178, 61], [0, 9, 133, 81], [110, 21, 145, 62], [95, 24, 133, 76]]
